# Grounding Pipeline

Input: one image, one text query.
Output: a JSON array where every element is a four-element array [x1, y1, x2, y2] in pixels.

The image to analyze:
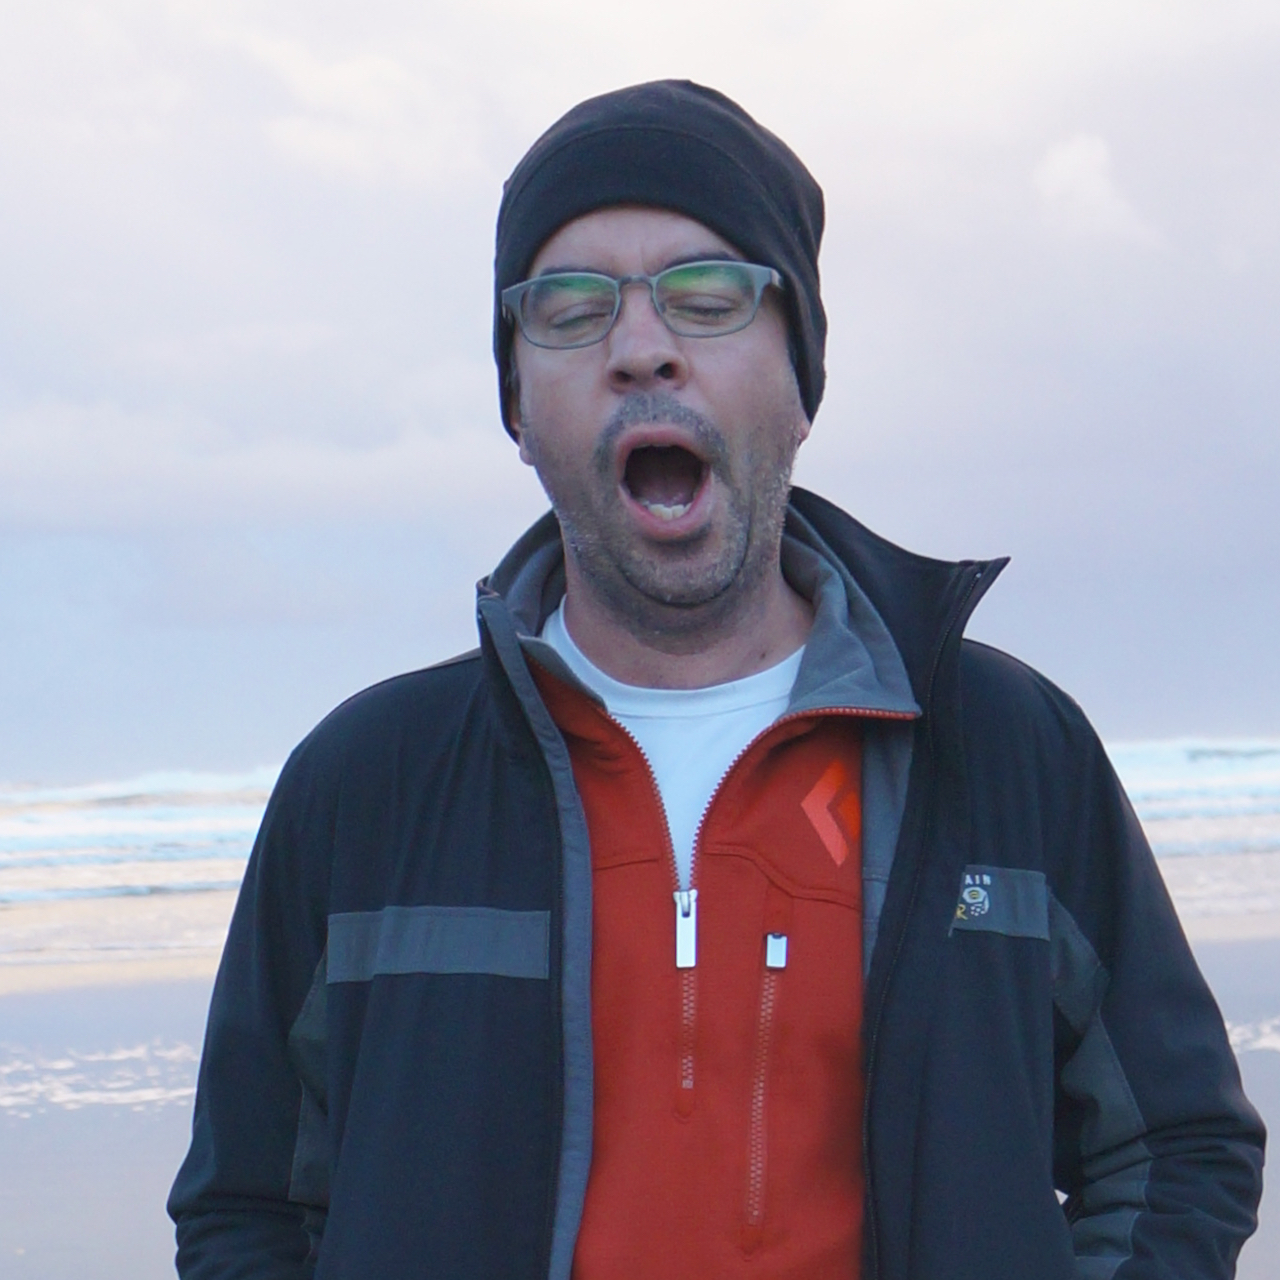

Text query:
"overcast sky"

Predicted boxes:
[[1, 0, 1277, 782]]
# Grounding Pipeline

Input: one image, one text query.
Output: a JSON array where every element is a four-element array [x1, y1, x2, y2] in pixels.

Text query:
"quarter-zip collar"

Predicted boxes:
[[482, 498, 921, 726], [483, 488, 1008, 724]]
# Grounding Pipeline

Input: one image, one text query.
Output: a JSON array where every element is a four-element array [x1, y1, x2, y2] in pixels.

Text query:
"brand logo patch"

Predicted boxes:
[[955, 872, 992, 920], [801, 759, 860, 867], [949, 865, 1050, 941]]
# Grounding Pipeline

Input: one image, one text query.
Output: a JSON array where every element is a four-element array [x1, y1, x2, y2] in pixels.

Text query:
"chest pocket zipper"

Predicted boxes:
[[742, 930, 788, 1254]]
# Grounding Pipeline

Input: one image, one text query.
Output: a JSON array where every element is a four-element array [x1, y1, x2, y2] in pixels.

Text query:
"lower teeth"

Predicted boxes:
[[644, 500, 691, 520]]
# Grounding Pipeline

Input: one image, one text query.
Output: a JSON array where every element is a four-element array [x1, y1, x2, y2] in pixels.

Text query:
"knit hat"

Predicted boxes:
[[493, 80, 826, 436]]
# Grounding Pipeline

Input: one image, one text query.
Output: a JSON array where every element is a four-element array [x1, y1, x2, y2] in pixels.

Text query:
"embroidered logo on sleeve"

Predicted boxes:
[[801, 760, 861, 867], [949, 865, 1049, 940]]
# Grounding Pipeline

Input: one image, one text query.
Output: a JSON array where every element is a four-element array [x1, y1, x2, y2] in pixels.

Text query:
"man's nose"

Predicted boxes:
[[604, 282, 690, 392]]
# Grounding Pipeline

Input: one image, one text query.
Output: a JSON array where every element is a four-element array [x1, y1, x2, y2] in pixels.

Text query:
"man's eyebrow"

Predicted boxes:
[[532, 250, 746, 278], [661, 250, 745, 269], [533, 263, 606, 277]]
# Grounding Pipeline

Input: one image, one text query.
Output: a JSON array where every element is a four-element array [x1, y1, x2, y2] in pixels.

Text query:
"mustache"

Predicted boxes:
[[593, 392, 729, 477]]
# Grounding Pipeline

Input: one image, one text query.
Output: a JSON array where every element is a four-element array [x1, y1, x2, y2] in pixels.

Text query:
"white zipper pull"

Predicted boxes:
[[674, 889, 698, 968], [765, 933, 788, 969]]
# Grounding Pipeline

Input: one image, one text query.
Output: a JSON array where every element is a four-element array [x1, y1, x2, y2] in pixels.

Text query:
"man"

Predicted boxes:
[[170, 81, 1264, 1278]]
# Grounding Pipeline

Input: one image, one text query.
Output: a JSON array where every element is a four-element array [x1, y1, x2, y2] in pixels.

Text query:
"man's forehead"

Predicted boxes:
[[528, 206, 744, 276]]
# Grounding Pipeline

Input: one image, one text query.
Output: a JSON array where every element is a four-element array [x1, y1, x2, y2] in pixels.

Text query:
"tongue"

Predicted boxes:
[[625, 446, 702, 508]]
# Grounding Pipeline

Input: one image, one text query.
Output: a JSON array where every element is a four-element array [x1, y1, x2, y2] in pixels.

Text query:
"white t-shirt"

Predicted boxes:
[[540, 601, 803, 890]]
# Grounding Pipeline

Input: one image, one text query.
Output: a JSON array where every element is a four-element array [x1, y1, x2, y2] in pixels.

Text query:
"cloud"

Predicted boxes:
[[139, 532, 377, 627], [0, 390, 543, 533], [1033, 134, 1164, 246], [118, 321, 335, 375], [206, 24, 493, 187]]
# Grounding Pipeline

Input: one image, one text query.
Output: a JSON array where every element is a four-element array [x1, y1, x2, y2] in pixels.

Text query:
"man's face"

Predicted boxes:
[[510, 206, 811, 642]]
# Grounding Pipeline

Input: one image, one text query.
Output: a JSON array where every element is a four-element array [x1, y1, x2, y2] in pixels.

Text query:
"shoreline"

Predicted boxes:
[[2, 855, 1279, 993], [0, 890, 235, 995]]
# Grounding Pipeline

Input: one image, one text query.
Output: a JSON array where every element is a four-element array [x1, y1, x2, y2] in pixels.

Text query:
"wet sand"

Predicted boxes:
[[0, 981, 211, 1279], [0, 891, 235, 996], [1, 831, 1276, 1276]]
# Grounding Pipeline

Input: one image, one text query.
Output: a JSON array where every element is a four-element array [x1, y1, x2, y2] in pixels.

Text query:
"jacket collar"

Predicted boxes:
[[479, 486, 1004, 721], [786, 488, 1007, 725]]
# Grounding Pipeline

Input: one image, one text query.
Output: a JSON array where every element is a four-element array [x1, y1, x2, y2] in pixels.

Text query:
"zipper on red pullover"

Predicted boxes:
[[607, 705, 914, 1130], [674, 891, 698, 1116], [741, 942, 785, 1253], [687, 707, 910, 1248], [594, 717, 701, 1114]]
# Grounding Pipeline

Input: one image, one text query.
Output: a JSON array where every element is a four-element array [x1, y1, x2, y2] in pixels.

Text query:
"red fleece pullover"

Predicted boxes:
[[533, 664, 870, 1279]]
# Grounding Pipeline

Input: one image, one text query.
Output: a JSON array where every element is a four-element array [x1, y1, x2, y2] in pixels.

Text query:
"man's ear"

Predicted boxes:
[[513, 420, 535, 467], [506, 361, 536, 465], [507, 393, 535, 467], [795, 408, 813, 449], [784, 322, 813, 449]]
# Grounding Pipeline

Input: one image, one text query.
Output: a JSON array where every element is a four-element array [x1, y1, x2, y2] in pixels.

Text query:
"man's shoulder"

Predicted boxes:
[[284, 648, 488, 783], [957, 638, 1108, 769], [323, 647, 483, 729], [959, 638, 1086, 720], [956, 639, 1124, 829]]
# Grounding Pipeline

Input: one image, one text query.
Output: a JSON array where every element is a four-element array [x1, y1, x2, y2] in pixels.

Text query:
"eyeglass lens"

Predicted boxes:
[[519, 262, 763, 348]]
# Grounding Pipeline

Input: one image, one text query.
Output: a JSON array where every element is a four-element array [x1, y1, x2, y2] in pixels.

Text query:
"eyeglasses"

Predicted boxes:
[[501, 260, 783, 350]]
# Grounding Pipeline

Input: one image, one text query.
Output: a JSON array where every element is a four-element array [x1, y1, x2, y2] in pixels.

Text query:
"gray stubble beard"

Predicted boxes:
[[521, 391, 803, 654]]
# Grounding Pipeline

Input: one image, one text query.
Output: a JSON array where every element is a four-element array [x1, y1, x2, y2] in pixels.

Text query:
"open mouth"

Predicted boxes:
[[622, 445, 707, 522]]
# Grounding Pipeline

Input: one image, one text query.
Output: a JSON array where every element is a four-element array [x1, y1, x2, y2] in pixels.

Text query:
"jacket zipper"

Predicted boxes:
[[860, 563, 988, 1280]]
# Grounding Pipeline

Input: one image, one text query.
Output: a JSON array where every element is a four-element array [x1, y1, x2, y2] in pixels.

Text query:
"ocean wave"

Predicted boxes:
[[1, 744, 1279, 906], [1107, 740, 1280, 815], [0, 767, 275, 904]]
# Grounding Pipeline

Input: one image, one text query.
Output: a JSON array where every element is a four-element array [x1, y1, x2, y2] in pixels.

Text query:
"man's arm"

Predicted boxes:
[[961, 642, 1264, 1276], [1039, 710, 1264, 1273], [1049, 788, 1265, 1275], [168, 740, 333, 1279]]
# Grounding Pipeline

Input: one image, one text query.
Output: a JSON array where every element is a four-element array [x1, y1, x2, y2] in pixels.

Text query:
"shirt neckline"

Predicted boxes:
[[540, 599, 804, 720]]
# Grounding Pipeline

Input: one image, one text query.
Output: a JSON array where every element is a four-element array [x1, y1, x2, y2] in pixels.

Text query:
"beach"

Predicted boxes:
[[1, 742, 1277, 1276]]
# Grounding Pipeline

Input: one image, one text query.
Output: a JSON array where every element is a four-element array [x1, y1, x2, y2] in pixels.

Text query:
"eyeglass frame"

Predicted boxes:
[[500, 259, 784, 350]]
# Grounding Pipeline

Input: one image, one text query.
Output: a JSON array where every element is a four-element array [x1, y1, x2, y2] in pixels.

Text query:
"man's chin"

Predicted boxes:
[[614, 540, 741, 605], [561, 509, 758, 633], [608, 554, 756, 634]]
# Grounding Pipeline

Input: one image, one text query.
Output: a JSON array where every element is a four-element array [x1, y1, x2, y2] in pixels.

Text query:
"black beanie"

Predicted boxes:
[[493, 80, 826, 436]]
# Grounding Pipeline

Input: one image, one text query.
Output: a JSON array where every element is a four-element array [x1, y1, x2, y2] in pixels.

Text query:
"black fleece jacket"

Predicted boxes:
[[169, 489, 1264, 1279]]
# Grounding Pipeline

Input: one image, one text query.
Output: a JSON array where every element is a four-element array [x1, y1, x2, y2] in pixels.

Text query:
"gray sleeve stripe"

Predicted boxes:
[[327, 905, 550, 982]]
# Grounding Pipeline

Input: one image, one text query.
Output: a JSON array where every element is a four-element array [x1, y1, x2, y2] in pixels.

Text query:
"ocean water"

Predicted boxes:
[[1, 743, 1279, 907], [1108, 739, 1280, 858], [0, 768, 277, 905]]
